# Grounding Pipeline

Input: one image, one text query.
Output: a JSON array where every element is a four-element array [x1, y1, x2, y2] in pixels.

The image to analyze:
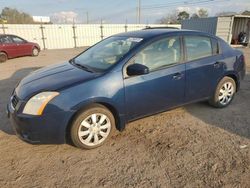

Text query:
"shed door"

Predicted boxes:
[[216, 16, 234, 44]]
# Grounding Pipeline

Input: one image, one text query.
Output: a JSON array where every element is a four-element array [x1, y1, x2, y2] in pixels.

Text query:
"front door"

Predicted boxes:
[[124, 36, 185, 120]]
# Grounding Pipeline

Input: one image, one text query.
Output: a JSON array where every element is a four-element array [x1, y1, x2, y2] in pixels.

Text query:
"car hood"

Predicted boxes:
[[15, 62, 97, 100]]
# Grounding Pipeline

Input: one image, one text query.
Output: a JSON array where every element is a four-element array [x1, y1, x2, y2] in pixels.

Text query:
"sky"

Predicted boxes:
[[0, 0, 250, 24]]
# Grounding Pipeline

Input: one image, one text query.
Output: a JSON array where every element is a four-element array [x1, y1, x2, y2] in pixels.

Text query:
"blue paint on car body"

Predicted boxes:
[[7, 29, 246, 144]]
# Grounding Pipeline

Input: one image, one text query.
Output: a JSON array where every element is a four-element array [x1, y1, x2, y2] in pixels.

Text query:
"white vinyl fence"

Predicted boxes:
[[0, 24, 181, 49]]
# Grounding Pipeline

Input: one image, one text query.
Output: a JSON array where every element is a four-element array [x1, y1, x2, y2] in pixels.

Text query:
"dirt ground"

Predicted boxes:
[[0, 47, 249, 188]]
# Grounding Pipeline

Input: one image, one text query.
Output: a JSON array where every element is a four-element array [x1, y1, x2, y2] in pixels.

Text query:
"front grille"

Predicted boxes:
[[11, 95, 19, 109]]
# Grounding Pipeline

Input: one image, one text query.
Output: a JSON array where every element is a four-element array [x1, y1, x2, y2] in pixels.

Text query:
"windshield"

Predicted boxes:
[[72, 36, 143, 72]]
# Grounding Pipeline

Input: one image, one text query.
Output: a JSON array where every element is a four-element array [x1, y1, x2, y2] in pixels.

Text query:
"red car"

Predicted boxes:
[[0, 34, 40, 62]]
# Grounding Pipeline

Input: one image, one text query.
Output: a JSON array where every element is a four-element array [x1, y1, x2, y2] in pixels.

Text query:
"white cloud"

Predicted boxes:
[[208, 1, 250, 15], [176, 1, 250, 16], [51, 11, 78, 24], [176, 6, 211, 14], [176, 7, 191, 13]]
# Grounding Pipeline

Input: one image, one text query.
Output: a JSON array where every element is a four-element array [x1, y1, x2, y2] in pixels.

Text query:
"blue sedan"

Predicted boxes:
[[7, 29, 246, 149]]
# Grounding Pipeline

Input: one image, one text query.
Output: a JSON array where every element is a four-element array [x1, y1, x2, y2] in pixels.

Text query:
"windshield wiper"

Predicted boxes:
[[75, 63, 93, 73], [69, 59, 94, 73]]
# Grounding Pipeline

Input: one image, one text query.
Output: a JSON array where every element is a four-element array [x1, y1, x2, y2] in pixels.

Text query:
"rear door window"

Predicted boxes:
[[0, 36, 12, 44], [11, 36, 26, 44], [184, 36, 212, 61]]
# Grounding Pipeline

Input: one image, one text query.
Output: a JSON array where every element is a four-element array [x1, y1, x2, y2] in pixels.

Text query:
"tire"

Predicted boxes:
[[70, 104, 115, 149], [32, 47, 39, 56], [209, 76, 236, 108], [0, 52, 7, 63]]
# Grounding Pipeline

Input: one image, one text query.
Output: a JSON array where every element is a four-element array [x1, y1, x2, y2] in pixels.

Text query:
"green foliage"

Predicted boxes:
[[157, 11, 179, 24], [191, 13, 199, 19], [177, 11, 190, 21], [242, 10, 250, 15], [190, 9, 208, 19], [1, 7, 34, 24], [157, 8, 208, 24], [197, 8, 208, 18]]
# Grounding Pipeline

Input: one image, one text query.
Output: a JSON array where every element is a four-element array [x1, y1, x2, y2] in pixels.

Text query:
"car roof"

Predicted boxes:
[[0, 34, 17, 37], [114, 29, 217, 40]]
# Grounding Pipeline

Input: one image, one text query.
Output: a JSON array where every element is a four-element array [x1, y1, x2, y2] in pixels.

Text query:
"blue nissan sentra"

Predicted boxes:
[[7, 29, 246, 149]]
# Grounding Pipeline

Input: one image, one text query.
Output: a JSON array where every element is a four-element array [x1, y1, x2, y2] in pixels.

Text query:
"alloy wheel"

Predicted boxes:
[[78, 113, 111, 147], [218, 82, 234, 105]]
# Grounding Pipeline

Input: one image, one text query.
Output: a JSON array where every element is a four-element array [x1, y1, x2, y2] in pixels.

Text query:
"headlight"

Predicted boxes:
[[23, 92, 59, 115]]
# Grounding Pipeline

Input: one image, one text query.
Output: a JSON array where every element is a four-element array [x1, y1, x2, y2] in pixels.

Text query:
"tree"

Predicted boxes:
[[1, 7, 34, 24], [197, 8, 208, 18], [242, 10, 250, 15], [191, 13, 199, 19], [157, 11, 179, 24], [157, 8, 208, 24], [177, 11, 190, 21]]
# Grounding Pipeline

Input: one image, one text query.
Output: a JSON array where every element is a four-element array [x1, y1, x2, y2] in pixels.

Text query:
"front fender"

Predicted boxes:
[[71, 98, 126, 131], [47, 70, 126, 131]]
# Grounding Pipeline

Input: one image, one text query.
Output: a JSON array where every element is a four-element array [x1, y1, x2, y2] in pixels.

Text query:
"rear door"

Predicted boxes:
[[10, 35, 32, 56], [124, 36, 185, 120], [184, 35, 224, 102]]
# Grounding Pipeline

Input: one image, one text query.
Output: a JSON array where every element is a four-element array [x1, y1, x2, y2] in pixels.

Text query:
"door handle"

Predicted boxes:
[[173, 72, 183, 80], [214, 61, 223, 68]]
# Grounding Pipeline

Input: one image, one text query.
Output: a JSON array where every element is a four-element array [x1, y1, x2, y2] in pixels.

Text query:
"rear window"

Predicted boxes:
[[184, 36, 212, 61], [11, 36, 25, 43]]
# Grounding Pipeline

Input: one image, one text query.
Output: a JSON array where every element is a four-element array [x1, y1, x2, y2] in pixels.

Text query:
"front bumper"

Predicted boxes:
[[7, 102, 74, 144]]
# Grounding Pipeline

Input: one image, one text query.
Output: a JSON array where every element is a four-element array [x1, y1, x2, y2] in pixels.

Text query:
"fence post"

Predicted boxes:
[[100, 21, 104, 40], [125, 23, 128, 32], [40, 23, 46, 50], [1, 23, 7, 34], [72, 22, 77, 48]]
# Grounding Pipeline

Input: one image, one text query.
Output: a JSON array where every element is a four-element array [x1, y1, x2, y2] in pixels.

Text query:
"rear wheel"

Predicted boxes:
[[209, 76, 236, 108], [0, 52, 7, 63], [70, 104, 115, 149], [32, 47, 39, 56]]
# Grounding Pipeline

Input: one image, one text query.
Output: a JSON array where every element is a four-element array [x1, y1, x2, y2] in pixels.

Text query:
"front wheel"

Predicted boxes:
[[32, 47, 39, 56], [209, 76, 236, 108], [70, 104, 115, 149]]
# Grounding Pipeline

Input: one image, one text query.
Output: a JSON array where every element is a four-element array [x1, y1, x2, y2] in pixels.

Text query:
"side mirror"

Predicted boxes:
[[127, 63, 149, 76]]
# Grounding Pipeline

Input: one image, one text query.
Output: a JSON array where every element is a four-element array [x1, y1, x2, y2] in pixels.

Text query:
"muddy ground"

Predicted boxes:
[[0, 47, 249, 188]]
